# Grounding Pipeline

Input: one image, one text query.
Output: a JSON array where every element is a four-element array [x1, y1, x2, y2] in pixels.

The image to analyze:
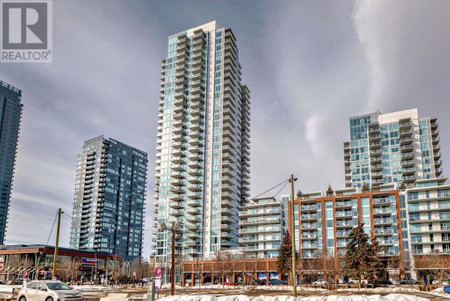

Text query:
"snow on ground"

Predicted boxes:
[[71, 285, 118, 292], [159, 294, 428, 301], [179, 285, 327, 292], [430, 287, 450, 299], [0, 285, 21, 293]]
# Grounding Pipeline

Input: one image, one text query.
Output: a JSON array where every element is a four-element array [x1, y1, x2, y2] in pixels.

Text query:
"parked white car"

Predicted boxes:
[[18, 281, 82, 301], [312, 279, 327, 287], [348, 278, 359, 284]]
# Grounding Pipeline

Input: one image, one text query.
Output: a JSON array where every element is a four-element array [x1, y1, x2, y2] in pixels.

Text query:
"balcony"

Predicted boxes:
[[301, 223, 318, 230], [374, 229, 394, 236], [402, 159, 415, 167], [374, 218, 393, 226], [301, 233, 317, 240], [336, 221, 354, 228], [401, 152, 414, 160], [373, 198, 392, 206], [336, 230, 352, 238], [399, 121, 412, 130], [373, 208, 392, 216], [400, 144, 414, 153], [403, 175, 416, 183], [400, 129, 413, 137], [369, 135, 380, 141], [371, 164, 382, 172], [372, 171, 383, 179], [335, 211, 353, 219], [302, 243, 319, 249], [370, 142, 381, 149], [301, 214, 317, 221], [335, 201, 352, 209], [379, 240, 395, 246], [168, 209, 182, 217], [371, 156, 382, 164]]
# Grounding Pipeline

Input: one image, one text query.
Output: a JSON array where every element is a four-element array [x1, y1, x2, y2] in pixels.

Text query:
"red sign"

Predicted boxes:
[[156, 268, 162, 276]]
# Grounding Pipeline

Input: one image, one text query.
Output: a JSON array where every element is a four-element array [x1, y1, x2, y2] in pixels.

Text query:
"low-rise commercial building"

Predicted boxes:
[[0, 244, 121, 283]]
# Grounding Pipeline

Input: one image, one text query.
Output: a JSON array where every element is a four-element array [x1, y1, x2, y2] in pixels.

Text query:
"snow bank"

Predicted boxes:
[[430, 287, 450, 299], [0, 285, 20, 293], [71, 285, 117, 292], [159, 294, 428, 301], [337, 287, 420, 294]]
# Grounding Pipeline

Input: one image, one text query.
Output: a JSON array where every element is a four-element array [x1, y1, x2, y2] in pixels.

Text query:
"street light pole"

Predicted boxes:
[[289, 175, 298, 297], [171, 224, 175, 296], [161, 222, 177, 296]]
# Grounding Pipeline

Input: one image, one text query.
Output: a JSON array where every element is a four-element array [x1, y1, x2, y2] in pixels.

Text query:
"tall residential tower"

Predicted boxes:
[[344, 109, 442, 189], [70, 136, 148, 261], [154, 21, 251, 265], [0, 81, 23, 244]]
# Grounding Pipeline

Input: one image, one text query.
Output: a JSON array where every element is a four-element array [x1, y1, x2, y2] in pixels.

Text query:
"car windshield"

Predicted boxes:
[[46, 283, 72, 290]]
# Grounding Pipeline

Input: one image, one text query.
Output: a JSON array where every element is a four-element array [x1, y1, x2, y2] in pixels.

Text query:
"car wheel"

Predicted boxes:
[[46, 297, 54, 301], [19, 296, 26, 301]]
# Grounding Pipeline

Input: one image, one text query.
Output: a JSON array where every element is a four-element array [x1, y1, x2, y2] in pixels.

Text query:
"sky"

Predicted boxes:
[[1, 0, 450, 260]]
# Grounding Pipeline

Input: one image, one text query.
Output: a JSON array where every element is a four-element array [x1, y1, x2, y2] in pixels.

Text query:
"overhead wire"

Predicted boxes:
[[46, 211, 58, 245], [249, 178, 289, 200]]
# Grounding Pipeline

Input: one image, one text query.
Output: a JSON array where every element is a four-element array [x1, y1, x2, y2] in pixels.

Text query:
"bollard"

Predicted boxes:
[[146, 280, 154, 301], [152, 281, 156, 301]]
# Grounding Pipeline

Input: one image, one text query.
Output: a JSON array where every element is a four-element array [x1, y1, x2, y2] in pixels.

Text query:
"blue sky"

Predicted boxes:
[[1, 0, 450, 259]]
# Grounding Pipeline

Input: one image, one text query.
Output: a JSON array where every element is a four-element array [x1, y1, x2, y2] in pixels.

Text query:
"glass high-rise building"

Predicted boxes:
[[0, 81, 23, 244], [344, 109, 442, 188], [154, 21, 251, 265], [69, 136, 148, 261]]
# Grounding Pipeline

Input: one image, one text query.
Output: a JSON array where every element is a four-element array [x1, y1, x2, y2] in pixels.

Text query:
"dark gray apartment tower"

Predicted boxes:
[[69, 136, 148, 261], [0, 81, 23, 244]]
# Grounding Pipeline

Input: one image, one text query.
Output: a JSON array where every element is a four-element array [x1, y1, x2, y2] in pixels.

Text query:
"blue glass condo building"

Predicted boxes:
[[154, 21, 251, 266], [344, 109, 442, 188], [0, 81, 23, 244], [70, 136, 148, 261]]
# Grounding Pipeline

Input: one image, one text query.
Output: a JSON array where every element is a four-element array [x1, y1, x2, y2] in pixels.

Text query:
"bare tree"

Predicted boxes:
[[214, 250, 233, 286], [193, 257, 202, 287], [7, 254, 23, 284], [417, 254, 450, 289], [322, 256, 341, 291]]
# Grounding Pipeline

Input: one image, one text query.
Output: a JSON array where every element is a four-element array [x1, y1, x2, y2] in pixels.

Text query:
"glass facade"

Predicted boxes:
[[0, 81, 23, 244], [154, 21, 251, 266], [69, 136, 148, 261], [295, 191, 404, 261], [344, 109, 442, 189], [239, 197, 282, 258]]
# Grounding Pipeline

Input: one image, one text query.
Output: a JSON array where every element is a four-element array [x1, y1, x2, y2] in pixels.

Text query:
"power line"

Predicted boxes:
[[250, 179, 289, 200], [46, 211, 58, 245], [271, 180, 289, 198]]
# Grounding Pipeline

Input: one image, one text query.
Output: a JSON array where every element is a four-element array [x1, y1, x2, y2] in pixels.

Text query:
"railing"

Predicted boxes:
[[301, 205, 317, 211]]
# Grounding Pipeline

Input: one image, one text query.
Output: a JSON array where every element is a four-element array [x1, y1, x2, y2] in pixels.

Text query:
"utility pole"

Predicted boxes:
[[52, 208, 63, 279], [289, 175, 298, 297]]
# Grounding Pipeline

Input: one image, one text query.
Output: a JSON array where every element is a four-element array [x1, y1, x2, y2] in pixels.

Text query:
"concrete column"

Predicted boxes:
[[191, 273, 195, 286]]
